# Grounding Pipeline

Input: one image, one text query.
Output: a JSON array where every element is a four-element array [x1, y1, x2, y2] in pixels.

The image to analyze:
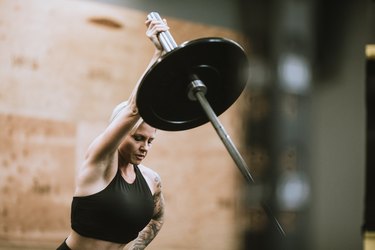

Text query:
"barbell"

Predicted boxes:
[[136, 12, 285, 237]]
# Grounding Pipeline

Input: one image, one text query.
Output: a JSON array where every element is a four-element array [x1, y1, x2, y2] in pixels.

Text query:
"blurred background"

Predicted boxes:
[[0, 0, 373, 249]]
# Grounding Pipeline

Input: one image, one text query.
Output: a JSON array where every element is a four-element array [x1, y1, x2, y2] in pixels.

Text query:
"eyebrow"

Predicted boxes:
[[133, 133, 155, 140]]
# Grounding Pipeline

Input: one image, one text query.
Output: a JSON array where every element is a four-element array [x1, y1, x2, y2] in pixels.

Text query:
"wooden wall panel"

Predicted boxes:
[[0, 0, 249, 249], [0, 114, 75, 246]]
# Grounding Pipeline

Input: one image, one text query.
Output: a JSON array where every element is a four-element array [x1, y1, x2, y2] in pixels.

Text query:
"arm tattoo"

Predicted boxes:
[[129, 176, 165, 250]]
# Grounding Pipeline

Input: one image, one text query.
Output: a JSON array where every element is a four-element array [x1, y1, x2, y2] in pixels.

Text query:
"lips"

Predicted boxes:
[[135, 154, 145, 160]]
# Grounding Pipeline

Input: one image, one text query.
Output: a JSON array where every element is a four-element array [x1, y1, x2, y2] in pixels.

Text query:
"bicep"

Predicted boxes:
[[152, 187, 165, 221], [85, 106, 140, 165], [85, 131, 114, 164]]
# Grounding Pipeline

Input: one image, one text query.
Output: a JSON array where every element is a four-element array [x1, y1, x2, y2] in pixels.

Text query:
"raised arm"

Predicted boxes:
[[84, 19, 169, 167]]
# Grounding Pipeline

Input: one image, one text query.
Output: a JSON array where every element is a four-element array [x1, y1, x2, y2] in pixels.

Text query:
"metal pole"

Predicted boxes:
[[194, 91, 255, 184], [193, 88, 285, 237]]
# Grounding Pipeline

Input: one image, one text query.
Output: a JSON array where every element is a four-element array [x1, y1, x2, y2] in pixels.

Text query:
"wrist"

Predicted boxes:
[[154, 49, 165, 57]]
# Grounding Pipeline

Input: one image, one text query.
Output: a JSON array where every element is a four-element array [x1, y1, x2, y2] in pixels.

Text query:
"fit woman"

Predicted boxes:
[[57, 18, 169, 250]]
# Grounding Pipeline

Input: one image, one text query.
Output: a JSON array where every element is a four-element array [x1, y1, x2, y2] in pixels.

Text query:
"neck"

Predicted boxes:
[[117, 150, 136, 182], [117, 150, 131, 167], [119, 164, 136, 184]]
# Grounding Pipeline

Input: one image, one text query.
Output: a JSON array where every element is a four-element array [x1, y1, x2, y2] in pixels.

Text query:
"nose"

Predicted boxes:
[[140, 142, 150, 152]]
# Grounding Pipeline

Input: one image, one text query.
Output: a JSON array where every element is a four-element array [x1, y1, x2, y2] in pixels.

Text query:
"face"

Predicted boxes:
[[118, 122, 156, 165]]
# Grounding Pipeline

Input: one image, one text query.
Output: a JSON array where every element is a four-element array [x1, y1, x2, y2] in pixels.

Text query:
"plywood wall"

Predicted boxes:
[[0, 0, 249, 249]]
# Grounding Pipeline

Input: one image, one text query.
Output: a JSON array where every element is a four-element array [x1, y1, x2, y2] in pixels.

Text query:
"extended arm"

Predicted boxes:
[[74, 19, 169, 196], [84, 19, 169, 167]]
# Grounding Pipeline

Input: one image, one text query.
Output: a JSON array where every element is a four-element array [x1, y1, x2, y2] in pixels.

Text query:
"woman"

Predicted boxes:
[[57, 18, 169, 250]]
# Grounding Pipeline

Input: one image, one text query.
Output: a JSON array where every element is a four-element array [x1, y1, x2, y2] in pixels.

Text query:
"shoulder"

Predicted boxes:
[[138, 164, 162, 192]]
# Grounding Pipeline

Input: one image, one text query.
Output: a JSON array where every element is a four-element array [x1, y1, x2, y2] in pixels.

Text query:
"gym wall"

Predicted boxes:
[[0, 0, 249, 249]]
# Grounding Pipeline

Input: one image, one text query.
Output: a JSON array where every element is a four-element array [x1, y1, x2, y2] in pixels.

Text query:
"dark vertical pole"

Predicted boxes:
[[363, 58, 375, 232], [238, 0, 313, 249]]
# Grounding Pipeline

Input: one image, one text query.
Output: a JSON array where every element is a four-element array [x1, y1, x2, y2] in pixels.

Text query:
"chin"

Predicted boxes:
[[133, 159, 143, 165]]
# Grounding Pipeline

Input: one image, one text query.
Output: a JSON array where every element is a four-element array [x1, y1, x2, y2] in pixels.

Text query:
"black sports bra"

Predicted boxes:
[[71, 165, 154, 244]]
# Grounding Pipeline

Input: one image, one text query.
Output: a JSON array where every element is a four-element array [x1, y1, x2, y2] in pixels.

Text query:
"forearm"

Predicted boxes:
[[128, 218, 164, 250], [129, 17, 167, 103], [129, 49, 164, 102]]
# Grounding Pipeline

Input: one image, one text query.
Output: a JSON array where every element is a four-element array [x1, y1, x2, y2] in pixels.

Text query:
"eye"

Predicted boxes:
[[133, 135, 144, 141]]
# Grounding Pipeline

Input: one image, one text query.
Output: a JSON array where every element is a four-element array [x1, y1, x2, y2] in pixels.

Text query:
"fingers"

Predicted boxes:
[[145, 19, 169, 38], [145, 19, 169, 51]]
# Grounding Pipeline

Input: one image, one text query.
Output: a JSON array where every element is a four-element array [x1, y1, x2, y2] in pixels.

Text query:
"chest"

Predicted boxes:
[[72, 173, 155, 232]]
